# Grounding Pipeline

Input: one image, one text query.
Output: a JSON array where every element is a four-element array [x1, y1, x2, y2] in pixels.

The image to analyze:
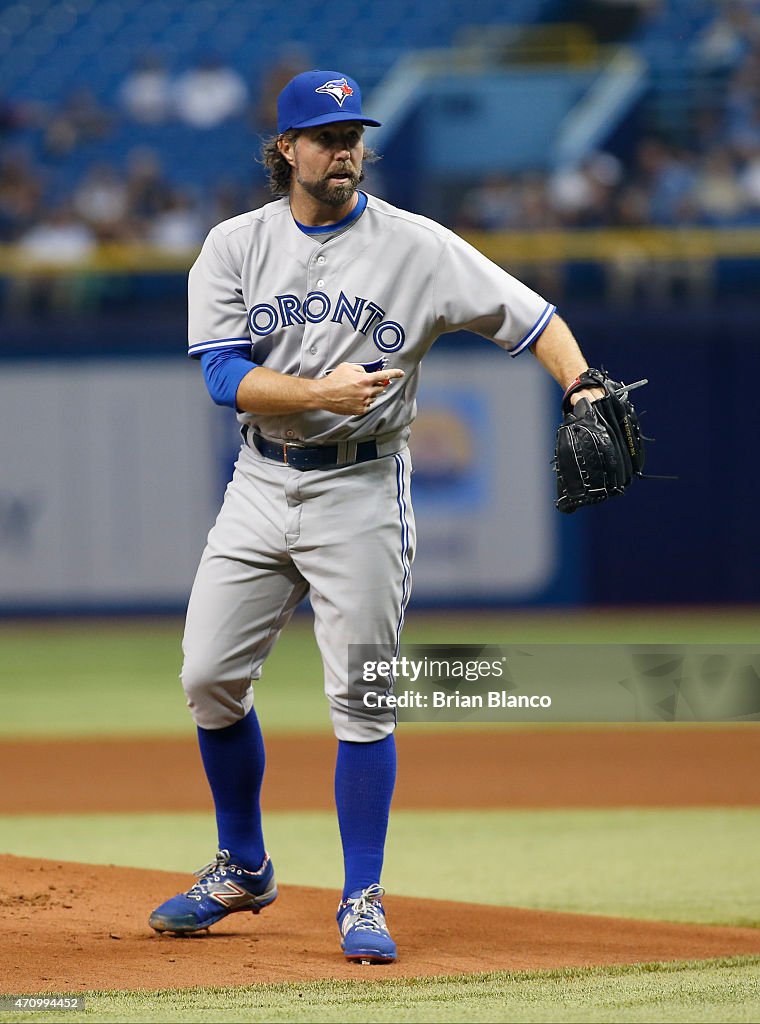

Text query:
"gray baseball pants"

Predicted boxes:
[[181, 440, 415, 741]]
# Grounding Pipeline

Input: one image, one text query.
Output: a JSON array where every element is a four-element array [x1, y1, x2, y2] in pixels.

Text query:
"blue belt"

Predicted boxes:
[[249, 429, 379, 471]]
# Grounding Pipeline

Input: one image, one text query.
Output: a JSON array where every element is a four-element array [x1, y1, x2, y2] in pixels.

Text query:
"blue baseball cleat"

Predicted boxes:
[[337, 883, 397, 963], [149, 850, 277, 935]]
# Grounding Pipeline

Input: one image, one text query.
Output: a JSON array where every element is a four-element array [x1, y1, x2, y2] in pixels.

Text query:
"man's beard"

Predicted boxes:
[[296, 167, 362, 207]]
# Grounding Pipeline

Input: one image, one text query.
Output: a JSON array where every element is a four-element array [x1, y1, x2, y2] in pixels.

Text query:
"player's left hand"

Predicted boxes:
[[568, 386, 605, 406], [553, 368, 647, 514]]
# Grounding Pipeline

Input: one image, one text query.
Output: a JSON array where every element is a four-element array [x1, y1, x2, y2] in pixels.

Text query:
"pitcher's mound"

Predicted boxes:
[[3, 855, 760, 992]]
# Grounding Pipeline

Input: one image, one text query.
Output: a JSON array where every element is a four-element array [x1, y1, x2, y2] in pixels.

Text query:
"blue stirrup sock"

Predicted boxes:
[[335, 734, 397, 899], [197, 709, 266, 871]]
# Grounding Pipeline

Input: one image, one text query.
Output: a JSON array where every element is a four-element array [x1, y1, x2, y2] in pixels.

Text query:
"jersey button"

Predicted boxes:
[[316, 255, 326, 264], [317, 279, 325, 287], [309, 345, 318, 354]]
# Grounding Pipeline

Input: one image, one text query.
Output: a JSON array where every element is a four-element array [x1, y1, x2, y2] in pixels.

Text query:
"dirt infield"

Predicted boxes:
[[4, 854, 760, 992], [3, 727, 760, 815], [3, 726, 760, 992]]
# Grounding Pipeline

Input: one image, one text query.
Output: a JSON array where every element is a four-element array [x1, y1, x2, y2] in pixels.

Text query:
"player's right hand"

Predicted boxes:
[[314, 362, 404, 416]]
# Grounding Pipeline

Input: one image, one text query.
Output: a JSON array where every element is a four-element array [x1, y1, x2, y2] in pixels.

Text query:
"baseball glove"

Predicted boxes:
[[554, 368, 646, 514]]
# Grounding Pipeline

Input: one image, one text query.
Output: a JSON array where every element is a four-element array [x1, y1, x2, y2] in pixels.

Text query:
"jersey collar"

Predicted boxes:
[[293, 191, 368, 237]]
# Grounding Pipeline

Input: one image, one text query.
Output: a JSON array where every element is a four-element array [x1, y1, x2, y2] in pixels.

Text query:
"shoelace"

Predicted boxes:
[[342, 883, 387, 932], [186, 849, 232, 900]]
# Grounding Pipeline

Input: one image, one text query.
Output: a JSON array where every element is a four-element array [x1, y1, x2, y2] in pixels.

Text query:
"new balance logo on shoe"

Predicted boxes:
[[149, 850, 277, 935]]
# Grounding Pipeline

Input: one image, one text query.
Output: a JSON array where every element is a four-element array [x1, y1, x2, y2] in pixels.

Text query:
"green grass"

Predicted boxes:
[[2, 610, 759, 738], [0, 622, 191, 738], [2, 958, 759, 1023], [3, 612, 759, 1022], [2, 808, 758, 927]]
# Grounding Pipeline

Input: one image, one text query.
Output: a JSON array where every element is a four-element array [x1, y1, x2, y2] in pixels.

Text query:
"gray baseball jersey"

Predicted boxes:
[[187, 193, 555, 443], [181, 192, 555, 740]]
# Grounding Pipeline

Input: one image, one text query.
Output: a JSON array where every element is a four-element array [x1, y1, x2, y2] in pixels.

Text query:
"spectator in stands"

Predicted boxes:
[[42, 88, 111, 160], [72, 163, 130, 240], [207, 180, 269, 228], [124, 147, 174, 228], [691, 147, 746, 224], [724, 52, 760, 138], [148, 189, 205, 252], [0, 93, 31, 137], [17, 203, 96, 264], [10, 203, 98, 314], [738, 141, 760, 217], [693, 0, 760, 73], [518, 174, 562, 229], [456, 173, 524, 230], [692, 105, 730, 156], [119, 53, 173, 126], [632, 136, 698, 225], [610, 183, 651, 226], [0, 147, 44, 242], [253, 45, 311, 134], [548, 151, 623, 227], [728, 93, 760, 159], [457, 171, 565, 232], [173, 56, 249, 130], [206, 180, 248, 226]]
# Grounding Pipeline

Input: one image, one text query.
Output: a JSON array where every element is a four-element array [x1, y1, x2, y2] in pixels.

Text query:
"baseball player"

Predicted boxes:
[[149, 69, 603, 962]]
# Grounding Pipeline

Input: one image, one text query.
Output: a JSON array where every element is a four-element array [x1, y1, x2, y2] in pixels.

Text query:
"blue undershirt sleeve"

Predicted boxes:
[[200, 347, 257, 409]]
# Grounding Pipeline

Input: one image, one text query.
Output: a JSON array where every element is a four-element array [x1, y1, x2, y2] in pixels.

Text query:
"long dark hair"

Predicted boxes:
[[259, 132, 379, 196]]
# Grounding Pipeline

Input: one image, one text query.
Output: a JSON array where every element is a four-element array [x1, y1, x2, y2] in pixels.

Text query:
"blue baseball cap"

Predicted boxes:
[[277, 70, 382, 133]]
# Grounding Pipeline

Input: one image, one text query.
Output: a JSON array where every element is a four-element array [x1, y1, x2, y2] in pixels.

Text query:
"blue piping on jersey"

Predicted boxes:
[[294, 191, 368, 236], [189, 337, 251, 358], [511, 302, 556, 356], [393, 451, 413, 656]]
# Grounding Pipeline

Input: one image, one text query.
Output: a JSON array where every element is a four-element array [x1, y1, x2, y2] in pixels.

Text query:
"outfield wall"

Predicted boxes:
[[0, 295, 756, 610], [0, 348, 576, 613]]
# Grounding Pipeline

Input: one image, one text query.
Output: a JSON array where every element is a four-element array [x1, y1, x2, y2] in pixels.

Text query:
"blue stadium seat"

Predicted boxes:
[[5, 0, 559, 200]]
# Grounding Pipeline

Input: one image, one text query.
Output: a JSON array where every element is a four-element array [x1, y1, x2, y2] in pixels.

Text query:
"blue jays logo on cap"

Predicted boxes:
[[315, 77, 354, 107], [277, 70, 382, 134]]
